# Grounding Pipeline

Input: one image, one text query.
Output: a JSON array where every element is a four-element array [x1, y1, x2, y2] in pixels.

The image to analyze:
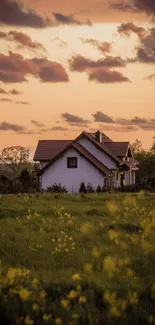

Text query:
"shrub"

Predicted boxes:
[[46, 183, 68, 193], [96, 185, 102, 193], [79, 182, 87, 193], [86, 183, 94, 193]]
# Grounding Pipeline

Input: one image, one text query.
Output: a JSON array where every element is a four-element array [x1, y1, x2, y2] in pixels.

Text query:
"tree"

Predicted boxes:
[[0, 146, 30, 175], [131, 139, 144, 155]]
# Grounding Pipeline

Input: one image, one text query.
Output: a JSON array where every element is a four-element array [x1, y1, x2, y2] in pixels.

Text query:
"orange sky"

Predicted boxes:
[[0, 0, 155, 154]]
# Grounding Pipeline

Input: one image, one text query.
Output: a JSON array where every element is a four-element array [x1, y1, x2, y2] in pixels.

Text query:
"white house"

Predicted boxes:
[[33, 130, 139, 193]]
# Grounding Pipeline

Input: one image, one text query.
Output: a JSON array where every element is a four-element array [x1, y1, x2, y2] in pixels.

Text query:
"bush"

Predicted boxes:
[[46, 183, 68, 193], [86, 183, 94, 193], [96, 185, 102, 193], [79, 182, 87, 193]]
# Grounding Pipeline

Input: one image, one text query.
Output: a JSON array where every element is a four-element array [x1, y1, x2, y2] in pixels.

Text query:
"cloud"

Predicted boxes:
[[69, 54, 127, 72], [31, 120, 46, 127], [0, 0, 52, 27], [111, 0, 155, 15], [0, 88, 8, 94], [0, 51, 69, 83], [51, 37, 68, 48], [9, 88, 23, 95], [92, 111, 114, 123], [53, 12, 92, 26], [51, 126, 68, 131], [0, 31, 46, 52], [62, 113, 90, 126], [0, 98, 12, 102], [80, 38, 113, 54], [0, 121, 27, 133], [144, 74, 155, 80], [134, 28, 155, 63], [117, 22, 146, 39], [98, 124, 138, 132], [16, 101, 30, 105], [92, 111, 155, 131], [88, 68, 130, 83]]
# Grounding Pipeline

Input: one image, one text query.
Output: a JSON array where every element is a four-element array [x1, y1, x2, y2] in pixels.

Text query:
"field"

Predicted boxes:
[[0, 192, 155, 325]]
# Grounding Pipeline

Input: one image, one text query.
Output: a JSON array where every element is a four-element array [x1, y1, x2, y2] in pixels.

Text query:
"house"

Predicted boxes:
[[33, 130, 139, 193]]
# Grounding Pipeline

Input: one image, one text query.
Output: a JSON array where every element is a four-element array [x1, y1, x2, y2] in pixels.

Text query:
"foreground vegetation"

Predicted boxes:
[[1, 192, 155, 325]]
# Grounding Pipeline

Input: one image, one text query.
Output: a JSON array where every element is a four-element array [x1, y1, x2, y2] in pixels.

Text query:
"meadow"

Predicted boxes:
[[0, 192, 155, 325]]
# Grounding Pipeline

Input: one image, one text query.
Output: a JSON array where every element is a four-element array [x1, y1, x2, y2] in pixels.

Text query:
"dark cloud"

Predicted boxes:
[[0, 32, 7, 39], [144, 74, 155, 80], [31, 120, 46, 127], [80, 38, 113, 54], [0, 121, 27, 133], [69, 54, 126, 72], [0, 31, 46, 52], [88, 68, 130, 83], [92, 111, 155, 131], [9, 88, 23, 95], [117, 22, 146, 39], [16, 101, 30, 105], [99, 124, 138, 132], [111, 0, 155, 15], [0, 0, 52, 28], [0, 51, 69, 83], [62, 113, 90, 126], [134, 29, 155, 63], [0, 98, 12, 102], [0, 88, 8, 94], [53, 12, 92, 26], [92, 111, 114, 123]]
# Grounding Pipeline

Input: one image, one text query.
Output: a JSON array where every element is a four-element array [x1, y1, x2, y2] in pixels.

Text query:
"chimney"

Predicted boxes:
[[95, 130, 102, 143]]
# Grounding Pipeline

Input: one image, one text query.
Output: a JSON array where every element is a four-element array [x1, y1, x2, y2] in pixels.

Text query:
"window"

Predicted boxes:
[[67, 157, 77, 168]]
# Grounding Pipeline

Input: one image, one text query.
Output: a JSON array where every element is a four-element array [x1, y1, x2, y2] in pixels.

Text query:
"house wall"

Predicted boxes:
[[40, 161, 49, 169], [78, 138, 117, 170], [41, 148, 104, 193]]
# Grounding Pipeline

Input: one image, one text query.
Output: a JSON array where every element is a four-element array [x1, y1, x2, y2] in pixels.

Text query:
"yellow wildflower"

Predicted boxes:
[[32, 304, 39, 311], [80, 222, 92, 233], [110, 306, 120, 317], [92, 247, 100, 258], [72, 273, 80, 281], [40, 290, 46, 299], [128, 291, 138, 304], [55, 318, 62, 325], [24, 316, 34, 325], [103, 256, 116, 273], [60, 299, 70, 309], [68, 290, 78, 300], [126, 268, 134, 277], [79, 296, 87, 304], [84, 263, 93, 273], [19, 288, 31, 301], [43, 313, 52, 321], [106, 201, 119, 214], [76, 285, 81, 291]]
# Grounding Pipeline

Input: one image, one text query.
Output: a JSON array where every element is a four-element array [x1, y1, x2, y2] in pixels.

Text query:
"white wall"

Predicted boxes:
[[41, 148, 104, 193], [78, 138, 116, 170]]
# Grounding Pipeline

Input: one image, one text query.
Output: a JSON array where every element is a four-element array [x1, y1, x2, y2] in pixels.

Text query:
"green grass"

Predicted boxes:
[[1, 192, 155, 324]]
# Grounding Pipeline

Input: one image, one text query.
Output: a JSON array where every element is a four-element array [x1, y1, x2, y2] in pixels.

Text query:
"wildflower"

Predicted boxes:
[[32, 304, 39, 311], [76, 285, 81, 291], [72, 273, 80, 281], [103, 256, 116, 273], [108, 230, 119, 241], [32, 278, 38, 287], [55, 318, 62, 325], [40, 290, 46, 299], [148, 315, 154, 323], [24, 316, 34, 325], [60, 299, 70, 309], [110, 306, 120, 317], [72, 314, 79, 319], [126, 268, 134, 277], [106, 201, 119, 214], [84, 263, 93, 273], [43, 313, 52, 321], [92, 247, 100, 258], [80, 222, 91, 233], [79, 296, 87, 304], [68, 290, 78, 300], [128, 291, 138, 304], [19, 288, 31, 301]]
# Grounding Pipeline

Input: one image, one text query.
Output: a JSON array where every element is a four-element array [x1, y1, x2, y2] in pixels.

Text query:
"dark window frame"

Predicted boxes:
[[67, 157, 77, 168]]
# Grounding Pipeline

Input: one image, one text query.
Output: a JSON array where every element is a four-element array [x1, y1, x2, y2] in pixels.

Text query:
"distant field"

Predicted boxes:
[[0, 192, 155, 325]]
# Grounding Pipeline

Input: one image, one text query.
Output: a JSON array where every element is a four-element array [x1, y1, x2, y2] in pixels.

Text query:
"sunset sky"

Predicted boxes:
[[0, 0, 155, 156]]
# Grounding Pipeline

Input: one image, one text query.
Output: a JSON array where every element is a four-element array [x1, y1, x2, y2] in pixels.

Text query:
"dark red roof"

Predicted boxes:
[[104, 142, 129, 157], [39, 142, 111, 176], [34, 140, 72, 161]]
